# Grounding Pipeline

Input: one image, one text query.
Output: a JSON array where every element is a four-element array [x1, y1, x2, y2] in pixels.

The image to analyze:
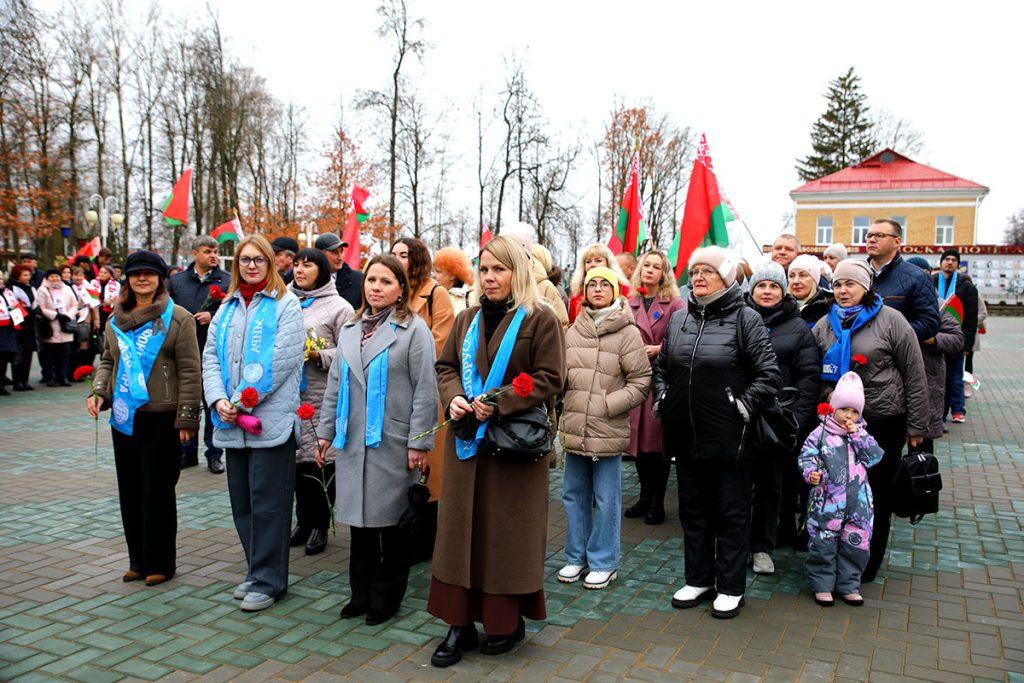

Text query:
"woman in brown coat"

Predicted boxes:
[[428, 235, 566, 668], [558, 267, 650, 590]]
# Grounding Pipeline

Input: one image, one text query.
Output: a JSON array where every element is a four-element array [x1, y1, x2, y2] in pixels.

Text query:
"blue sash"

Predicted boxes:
[[821, 299, 883, 382], [212, 294, 278, 429], [455, 307, 527, 461], [332, 324, 396, 450], [299, 297, 315, 393], [937, 271, 957, 303], [110, 299, 174, 436]]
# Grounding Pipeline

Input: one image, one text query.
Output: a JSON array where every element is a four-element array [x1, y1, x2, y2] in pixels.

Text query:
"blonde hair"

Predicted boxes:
[[227, 235, 288, 300], [569, 243, 625, 296], [476, 235, 540, 314], [630, 250, 680, 299], [530, 243, 553, 274]]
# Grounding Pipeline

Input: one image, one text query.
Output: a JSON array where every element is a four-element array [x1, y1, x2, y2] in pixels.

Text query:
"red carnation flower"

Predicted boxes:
[[635, 286, 649, 297], [73, 365, 95, 382], [511, 373, 535, 398], [817, 403, 835, 417], [208, 285, 226, 301], [297, 403, 316, 421], [240, 387, 260, 409], [851, 354, 868, 366]]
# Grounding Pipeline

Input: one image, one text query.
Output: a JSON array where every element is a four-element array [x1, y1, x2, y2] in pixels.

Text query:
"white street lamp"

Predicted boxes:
[[299, 220, 318, 247], [86, 194, 121, 248]]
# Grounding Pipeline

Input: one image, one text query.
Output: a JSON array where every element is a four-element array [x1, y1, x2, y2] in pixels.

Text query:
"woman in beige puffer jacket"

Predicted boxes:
[[558, 267, 651, 590]]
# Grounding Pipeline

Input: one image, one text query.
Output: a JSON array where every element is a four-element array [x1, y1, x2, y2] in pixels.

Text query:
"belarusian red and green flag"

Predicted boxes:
[[608, 152, 647, 256], [161, 169, 192, 226], [72, 236, 102, 261], [341, 184, 370, 269], [944, 295, 964, 324], [211, 216, 244, 244], [668, 134, 733, 282]]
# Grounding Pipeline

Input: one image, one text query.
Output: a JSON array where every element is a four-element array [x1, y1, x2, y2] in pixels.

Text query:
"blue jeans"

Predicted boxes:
[[945, 352, 966, 415], [562, 453, 622, 571]]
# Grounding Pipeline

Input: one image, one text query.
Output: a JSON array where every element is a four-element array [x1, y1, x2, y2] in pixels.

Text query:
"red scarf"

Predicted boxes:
[[239, 277, 269, 306]]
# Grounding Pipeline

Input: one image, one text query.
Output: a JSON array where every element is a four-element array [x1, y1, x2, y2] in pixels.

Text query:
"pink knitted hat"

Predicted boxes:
[[830, 371, 865, 414]]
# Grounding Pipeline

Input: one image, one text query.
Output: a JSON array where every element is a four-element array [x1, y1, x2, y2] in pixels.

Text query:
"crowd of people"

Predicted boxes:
[[0, 216, 986, 667]]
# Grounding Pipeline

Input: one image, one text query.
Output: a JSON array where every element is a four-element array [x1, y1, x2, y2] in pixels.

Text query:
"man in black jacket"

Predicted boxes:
[[272, 236, 298, 285], [167, 235, 231, 473], [315, 233, 362, 310], [866, 219, 940, 342], [933, 248, 978, 423]]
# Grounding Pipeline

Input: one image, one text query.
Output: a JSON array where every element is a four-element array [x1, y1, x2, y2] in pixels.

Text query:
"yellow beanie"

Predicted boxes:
[[584, 266, 620, 299]]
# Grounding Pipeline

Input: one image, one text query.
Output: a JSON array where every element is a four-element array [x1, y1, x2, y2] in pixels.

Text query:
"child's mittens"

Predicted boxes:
[[807, 470, 822, 485]]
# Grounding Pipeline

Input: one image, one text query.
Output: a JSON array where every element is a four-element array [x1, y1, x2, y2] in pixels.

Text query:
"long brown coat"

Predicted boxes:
[[432, 303, 566, 595]]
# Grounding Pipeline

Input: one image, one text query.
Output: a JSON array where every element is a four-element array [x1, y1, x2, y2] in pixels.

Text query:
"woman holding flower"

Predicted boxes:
[[203, 235, 305, 612], [811, 258, 929, 583], [88, 251, 201, 586], [288, 248, 353, 556], [624, 250, 685, 525], [316, 254, 438, 626], [427, 235, 566, 668]]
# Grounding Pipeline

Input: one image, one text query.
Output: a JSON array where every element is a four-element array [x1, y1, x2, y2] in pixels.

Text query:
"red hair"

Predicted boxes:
[[433, 247, 474, 286]]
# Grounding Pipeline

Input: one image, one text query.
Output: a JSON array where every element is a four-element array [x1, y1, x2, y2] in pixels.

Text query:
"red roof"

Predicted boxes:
[[792, 149, 988, 194]]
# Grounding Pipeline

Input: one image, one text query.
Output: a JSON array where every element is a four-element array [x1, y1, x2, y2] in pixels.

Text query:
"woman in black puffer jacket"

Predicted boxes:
[[653, 247, 781, 620], [745, 262, 821, 574]]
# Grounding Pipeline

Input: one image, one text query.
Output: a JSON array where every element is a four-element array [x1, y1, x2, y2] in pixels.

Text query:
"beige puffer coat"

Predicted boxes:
[[561, 300, 651, 457]]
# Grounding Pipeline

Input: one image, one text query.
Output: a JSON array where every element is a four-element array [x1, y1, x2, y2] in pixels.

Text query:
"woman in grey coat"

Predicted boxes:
[[289, 249, 353, 556], [317, 254, 438, 627], [203, 235, 305, 612]]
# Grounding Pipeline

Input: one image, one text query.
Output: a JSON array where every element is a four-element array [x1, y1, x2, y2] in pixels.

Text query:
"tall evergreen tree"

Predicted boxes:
[[796, 67, 875, 181]]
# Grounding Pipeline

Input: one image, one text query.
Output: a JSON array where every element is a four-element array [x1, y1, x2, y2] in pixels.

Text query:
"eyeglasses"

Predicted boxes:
[[865, 232, 898, 241], [238, 256, 269, 267], [688, 267, 719, 279], [585, 280, 613, 291]]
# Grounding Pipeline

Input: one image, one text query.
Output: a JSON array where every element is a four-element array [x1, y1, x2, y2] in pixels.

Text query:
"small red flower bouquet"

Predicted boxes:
[[411, 372, 535, 441], [201, 284, 226, 312], [296, 403, 336, 535], [851, 354, 868, 367], [230, 387, 262, 435]]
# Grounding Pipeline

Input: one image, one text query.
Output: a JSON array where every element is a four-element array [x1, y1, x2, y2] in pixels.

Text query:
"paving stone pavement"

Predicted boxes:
[[1, 318, 1022, 682]]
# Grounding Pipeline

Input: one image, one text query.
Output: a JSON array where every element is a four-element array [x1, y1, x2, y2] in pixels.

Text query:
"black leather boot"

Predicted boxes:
[[305, 529, 327, 555], [480, 616, 525, 655], [289, 526, 311, 547], [624, 455, 650, 518], [431, 624, 479, 667], [644, 453, 669, 525]]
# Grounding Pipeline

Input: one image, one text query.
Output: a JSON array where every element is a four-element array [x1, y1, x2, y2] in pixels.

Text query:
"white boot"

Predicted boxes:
[[557, 564, 587, 583], [583, 570, 617, 590], [751, 552, 775, 575], [711, 593, 745, 619], [671, 585, 713, 609]]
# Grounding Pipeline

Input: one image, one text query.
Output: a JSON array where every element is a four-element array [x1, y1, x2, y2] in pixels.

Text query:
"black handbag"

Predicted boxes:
[[397, 473, 431, 538], [747, 387, 800, 455], [57, 313, 76, 334], [35, 314, 53, 340], [892, 450, 942, 524], [479, 405, 552, 463]]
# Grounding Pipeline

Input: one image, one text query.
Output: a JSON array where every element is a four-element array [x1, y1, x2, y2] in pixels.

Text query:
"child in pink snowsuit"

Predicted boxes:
[[798, 371, 884, 607]]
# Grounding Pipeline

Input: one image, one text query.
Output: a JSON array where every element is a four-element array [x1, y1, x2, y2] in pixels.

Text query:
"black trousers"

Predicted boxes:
[[750, 452, 782, 554], [12, 347, 32, 385], [965, 351, 974, 374], [294, 461, 335, 532], [39, 342, 70, 383], [635, 451, 671, 505], [349, 525, 412, 616], [676, 458, 753, 596], [111, 411, 181, 576], [863, 414, 908, 581]]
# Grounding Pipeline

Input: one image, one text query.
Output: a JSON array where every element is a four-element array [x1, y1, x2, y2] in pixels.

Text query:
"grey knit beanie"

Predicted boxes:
[[749, 261, 788, 290]]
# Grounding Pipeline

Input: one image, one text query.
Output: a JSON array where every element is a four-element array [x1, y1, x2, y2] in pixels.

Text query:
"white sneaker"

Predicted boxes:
[[557, 564, 587, 583], [583, 570, 617, 590], [671, 585, 713, 609], [751, 552, 775, 575], [240, 592, 275, 612], [233, 581, 254, 600], [711, 593, 745, 619]]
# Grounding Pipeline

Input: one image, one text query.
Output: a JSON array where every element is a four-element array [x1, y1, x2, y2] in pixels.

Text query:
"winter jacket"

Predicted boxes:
[[37, 283, 80, 344], [562, 300, 651, 457], [318, 310, 438, 528], [334, 263, 363, 311], [798, 417, 884, 542], [797, 287, 832, 329], [94, 293, 203, 431], [290, 280, 354, 463], [933, 271, 979, 351], [652, 284, 782, 462], [812, 303, 930, 437], [530, 257, 569, 328], [409, 278, 455, 358], [167, 262, 231, 351], [749, 294, 822, 436], [920, 311, 964, 439], [627, 293, 686, 455], [870, 254, 941, 342], [202, 287, 305, 449]]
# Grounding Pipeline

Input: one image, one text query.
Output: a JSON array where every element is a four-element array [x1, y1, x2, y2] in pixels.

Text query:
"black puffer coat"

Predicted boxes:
[[797, 287, 832, 328], [653, 284, 782, 462], [749, 294, 821, 437]]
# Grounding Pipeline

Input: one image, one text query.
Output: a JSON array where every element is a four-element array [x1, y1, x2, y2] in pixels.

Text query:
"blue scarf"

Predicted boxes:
[[110, 299, 174, 436], [299, 296, 316, 393], [821, 298, 883, 382], [212, 293, 278, 429], [937, 271, 957, 303], [333, 323, 396, 450], [455, 306, 527, 460]]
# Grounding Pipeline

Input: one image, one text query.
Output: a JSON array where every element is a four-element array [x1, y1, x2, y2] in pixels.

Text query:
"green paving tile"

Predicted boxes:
[[300, 637, 351, 657], [77, 632, 133, 651], [0, 653, 59, 680], [112, 658, 174, 681], [30, 638, 83, 657], [38, 647, 105, 675], [160, 653, 219, 675], [204, 647, 266, 668]]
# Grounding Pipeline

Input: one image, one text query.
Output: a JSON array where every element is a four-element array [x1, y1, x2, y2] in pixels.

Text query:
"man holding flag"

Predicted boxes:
[[932, 248, 978, 423]]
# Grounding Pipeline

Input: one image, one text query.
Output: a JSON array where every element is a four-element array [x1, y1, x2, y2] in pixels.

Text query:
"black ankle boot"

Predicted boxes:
[[431, 624, 479, 667], [480, 616, 525, 655], [624, 493, 650, 518]]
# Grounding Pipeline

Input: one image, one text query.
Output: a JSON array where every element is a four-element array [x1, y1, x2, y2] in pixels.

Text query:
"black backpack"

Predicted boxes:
[[891, 451, 942, 524]]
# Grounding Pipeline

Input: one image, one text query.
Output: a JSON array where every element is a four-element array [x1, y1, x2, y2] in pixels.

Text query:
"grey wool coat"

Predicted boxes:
[[202, 287, 306, 449], [289, 280, 354, 463], [317, 310, 439, 528]]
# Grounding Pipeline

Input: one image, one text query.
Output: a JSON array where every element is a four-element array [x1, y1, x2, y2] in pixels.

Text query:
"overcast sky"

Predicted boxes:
[[51, 0, 1024, 250]]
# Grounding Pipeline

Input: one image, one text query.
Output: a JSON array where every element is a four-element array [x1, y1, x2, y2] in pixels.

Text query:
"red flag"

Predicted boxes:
[[608, 152, 647, 256], [668, 134, 733, 281], [73, 236, 102, 261], [479, 225, 493, 249], [341, 185, 369, 269], [162, 169, 192, 225]]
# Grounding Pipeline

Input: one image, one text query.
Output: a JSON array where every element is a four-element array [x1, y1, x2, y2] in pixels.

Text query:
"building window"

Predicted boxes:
[[889, 215, 907, 239], [935, 216, 954, 245], [816, 216, 833, 245], [852, 216, 870, 245]]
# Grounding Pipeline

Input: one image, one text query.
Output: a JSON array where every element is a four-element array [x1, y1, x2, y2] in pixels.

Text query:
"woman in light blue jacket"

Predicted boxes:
[[203, 235, 305, 612]]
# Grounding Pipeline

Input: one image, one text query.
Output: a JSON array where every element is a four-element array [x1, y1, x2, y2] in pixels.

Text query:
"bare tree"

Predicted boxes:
[[871, 109, 926, 157]]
